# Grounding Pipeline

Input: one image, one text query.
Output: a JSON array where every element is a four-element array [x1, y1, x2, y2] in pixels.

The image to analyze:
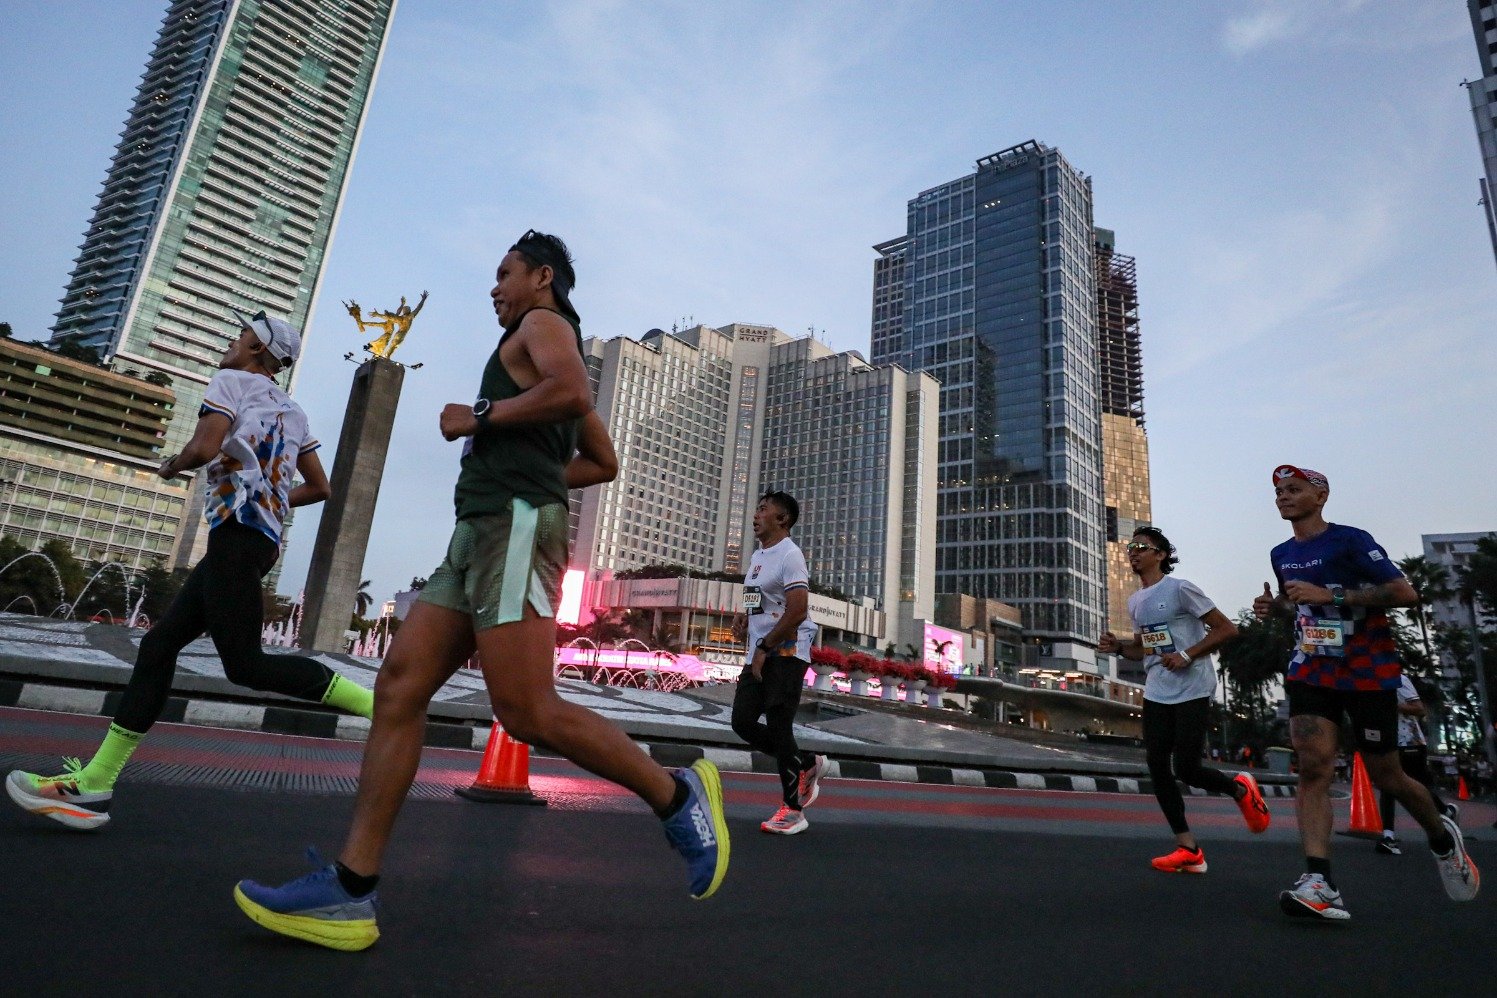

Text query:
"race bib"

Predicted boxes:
[[1298, 617, 1346, 656], [742, 586, 763, 613], [1140, 623, 1174, 654]]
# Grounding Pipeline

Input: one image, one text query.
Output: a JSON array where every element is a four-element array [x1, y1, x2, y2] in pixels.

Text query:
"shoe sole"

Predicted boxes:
[[1278, 892, 1351, 921], [1152, 862, 1207, 874], [4, 773, 110, 831], [233, 884, 379, 952], [688, 759, 730, 900]]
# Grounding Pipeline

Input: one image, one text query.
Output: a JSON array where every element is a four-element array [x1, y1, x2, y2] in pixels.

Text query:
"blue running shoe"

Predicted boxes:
[[662, 759, 730, 899], [234, 849, 379, 951]]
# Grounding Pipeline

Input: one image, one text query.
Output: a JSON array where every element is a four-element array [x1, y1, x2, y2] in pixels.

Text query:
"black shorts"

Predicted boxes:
[[1286, 681, 1398, 754]]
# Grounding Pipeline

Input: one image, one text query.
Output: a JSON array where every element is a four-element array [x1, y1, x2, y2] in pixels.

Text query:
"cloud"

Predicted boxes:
[[1222, 0, 1455, 57]]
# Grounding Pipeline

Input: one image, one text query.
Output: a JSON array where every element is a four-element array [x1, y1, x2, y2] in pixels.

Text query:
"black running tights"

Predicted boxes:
[[731, 656, 813, 809], [1143, 696, 1239, 834], [1378, 746, 1448, 831], [112, 520, 334, 734]]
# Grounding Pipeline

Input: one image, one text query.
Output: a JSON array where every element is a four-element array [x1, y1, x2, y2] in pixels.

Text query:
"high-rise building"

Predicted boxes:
[[1094, 228, 1151, 659], [871, 141, 1106, 671], [1467, 1, 1497, 271], [0, 337, 186, 568], [573, 323, 938, 629], [47, 0, 396, 563], [1422, 532, 1496, 632]]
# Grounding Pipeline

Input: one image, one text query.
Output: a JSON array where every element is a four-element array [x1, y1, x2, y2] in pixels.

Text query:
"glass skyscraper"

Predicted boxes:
[[1468, 0, 1497, 270], [50, 0, 396, 461], [872, 141, 1105, 670]]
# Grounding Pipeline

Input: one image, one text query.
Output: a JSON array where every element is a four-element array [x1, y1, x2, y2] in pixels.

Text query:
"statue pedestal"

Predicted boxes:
[[301, 357, 405, 653]]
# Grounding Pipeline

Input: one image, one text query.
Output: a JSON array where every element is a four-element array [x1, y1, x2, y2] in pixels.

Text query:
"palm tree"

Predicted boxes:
[[354, 579, 374, 619], [1398, 555, 1452, 683]]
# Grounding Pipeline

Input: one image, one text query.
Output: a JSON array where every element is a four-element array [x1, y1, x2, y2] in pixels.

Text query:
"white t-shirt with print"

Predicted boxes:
[[743, 536, 818, 663], [1126, 575, 1219, 705], [199, 369, 318, 546], [1396, 673, 1426, 748]]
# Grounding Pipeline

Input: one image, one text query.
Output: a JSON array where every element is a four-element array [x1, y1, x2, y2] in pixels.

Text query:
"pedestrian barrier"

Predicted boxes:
[[454, 721, 547, 805], [1345, 752, 1380, 838]]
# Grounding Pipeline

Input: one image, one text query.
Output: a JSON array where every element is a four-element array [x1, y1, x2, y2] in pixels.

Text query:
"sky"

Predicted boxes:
[[1, 0, 1494, 621]]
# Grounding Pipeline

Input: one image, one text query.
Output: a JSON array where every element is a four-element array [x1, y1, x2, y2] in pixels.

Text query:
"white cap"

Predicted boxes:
[[231, 309, 302, 367]]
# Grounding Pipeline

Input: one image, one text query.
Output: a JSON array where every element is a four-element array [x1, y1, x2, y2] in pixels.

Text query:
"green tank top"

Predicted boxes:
[[453, 307, 582, 520]]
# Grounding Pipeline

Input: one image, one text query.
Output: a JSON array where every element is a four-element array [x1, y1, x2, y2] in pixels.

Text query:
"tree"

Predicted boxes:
[[1216, 610, 1292, 743], [408, 576, 428, 591], [38, 539, 85, 608], [354, 578, 374, 618], [143, 370, 173, 388], [0, 322, 12, 339], [51, 334, 102, 365], [1398, 554, 1453, 684], [139, 559, 188, 623]]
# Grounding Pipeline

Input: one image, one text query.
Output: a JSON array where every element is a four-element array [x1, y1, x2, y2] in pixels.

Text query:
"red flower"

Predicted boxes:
[[845, 651, 880, 675], [809, 646, 847, 668]]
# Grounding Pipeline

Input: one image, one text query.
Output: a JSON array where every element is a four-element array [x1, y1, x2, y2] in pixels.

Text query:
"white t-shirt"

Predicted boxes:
[[199, 369, 318, 546], [1396, 674, 1426, 748], [743, 536, 818, 663], [1126, 575, 1218, 705]]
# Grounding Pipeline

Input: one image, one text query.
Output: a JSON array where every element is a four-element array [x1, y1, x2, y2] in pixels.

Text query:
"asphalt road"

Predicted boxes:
[[3, 707, 1492, 997]]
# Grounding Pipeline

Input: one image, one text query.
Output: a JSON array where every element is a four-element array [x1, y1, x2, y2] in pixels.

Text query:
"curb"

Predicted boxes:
[[0, 677, 1297, 798]]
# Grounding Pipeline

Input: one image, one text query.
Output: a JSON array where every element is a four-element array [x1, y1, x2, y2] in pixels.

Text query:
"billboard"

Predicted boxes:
[[924, 622, 963, 673]]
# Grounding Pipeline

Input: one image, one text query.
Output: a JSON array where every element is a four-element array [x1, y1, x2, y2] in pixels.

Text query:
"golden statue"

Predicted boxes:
[[343, 290, 427, 359]]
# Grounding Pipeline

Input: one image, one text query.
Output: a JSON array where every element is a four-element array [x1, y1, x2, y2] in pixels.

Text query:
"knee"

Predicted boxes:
[[220, 651, 266, 689], [1173, 755, 1203, 784], [730, 712, 757, 741], [492, 696, 559, 746], [1297, 754, 1334, 785], [372, 655, 433, 717]]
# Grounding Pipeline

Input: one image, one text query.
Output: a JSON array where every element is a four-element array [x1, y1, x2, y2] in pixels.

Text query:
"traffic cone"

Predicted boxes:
[[455, 721, 547, 805], [1345, 752, 1380, 838], [1459, 776, 1471, 801]]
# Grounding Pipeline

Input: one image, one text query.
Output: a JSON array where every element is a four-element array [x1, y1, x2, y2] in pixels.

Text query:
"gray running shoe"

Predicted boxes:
[[1278, 873, 1350, 921], [1434, 814, 1480, 902]]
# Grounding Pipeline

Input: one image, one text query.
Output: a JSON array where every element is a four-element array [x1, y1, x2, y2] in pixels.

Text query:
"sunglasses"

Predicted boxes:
[[1126, 542, 1161, 553]]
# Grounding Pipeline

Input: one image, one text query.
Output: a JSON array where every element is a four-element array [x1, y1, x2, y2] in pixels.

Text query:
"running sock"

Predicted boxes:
[[656, 774, 690, 820], [1307, 856, 1334, 889], [335, 861, 379, 898], [321, 674, 374, 719], [77, 723, 143, 792]]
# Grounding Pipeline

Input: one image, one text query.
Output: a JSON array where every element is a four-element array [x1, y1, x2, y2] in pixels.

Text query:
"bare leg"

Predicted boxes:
[[477, 606, 676, 812], [1364, 750, 1448, 844], [1291, 715, 1338, 861], [338, 601, 474, 876]]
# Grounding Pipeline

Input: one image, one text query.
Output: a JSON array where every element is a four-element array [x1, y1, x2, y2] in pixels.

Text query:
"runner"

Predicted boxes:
[[1376, 673, 1457, 855], [5, 311, 373, 830], [234, 231, 728, 951], [1099, 526, 1268, 874], [728, 491, 827, 836], [1254, 464, 1479, 920]]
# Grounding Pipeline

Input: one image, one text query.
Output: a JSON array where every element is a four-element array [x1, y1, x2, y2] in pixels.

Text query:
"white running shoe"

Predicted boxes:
[[1278, 873, 1350, 921], [797, 755, 831, 810], [1434, 814, 1480, 902]]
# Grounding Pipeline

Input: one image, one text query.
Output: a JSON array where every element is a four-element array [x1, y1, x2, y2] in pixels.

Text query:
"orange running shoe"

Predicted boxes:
[[1234, 773, 1271, 833], [1151, 846, 1207, 873]]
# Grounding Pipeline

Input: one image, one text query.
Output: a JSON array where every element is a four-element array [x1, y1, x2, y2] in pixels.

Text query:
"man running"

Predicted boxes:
[[729, 491, 828, 836], [1254, 464, 1479, 920], [1100, 526, 1268, 874], [235, 231, 728, 951], [6, 312, 373, 830], [1376, 672, 1457, 855]]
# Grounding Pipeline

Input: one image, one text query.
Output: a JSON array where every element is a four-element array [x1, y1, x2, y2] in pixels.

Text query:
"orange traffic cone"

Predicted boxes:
[[1345, 752, 1381, 837], [455, 721, 547, 805], [1459, 776, 1471, 801]]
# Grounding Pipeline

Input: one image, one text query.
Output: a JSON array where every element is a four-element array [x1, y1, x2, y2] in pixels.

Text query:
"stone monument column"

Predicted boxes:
[[300, 356, 405, 653]]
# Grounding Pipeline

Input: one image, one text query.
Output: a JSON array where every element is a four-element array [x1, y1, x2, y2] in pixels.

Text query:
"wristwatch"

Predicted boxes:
[[1328, 584, 1346, 608], [471, 398, 491, 430]]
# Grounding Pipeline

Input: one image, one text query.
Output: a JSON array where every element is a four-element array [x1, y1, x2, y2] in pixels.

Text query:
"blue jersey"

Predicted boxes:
[[1270, 523, 1404, 691]]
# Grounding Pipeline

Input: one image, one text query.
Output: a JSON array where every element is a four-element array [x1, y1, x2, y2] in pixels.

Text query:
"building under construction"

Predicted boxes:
[[1094, 229, 1152, 672]]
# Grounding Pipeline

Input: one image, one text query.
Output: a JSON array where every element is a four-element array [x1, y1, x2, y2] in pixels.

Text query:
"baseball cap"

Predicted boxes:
[[231, 308, 301, 368], [1272, 464, 1329, 489]]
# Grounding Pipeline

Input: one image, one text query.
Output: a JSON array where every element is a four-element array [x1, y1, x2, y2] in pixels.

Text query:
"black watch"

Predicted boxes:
[[471, 398, 491, 429]]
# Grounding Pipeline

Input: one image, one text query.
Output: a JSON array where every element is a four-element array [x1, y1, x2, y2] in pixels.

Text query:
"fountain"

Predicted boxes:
[[3, 595, 37, 614], [0, 552, 66, 611], [64, 562, 137, 622]]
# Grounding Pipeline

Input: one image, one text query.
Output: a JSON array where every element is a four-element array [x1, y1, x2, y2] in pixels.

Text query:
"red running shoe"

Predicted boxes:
[[1151, 846, 1207, 874], [1234, 773, 1271, 833]]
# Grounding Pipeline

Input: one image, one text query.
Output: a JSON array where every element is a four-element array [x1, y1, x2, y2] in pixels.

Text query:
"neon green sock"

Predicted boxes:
[[321, 673, 374, 719], [79, 723, 143, 791]]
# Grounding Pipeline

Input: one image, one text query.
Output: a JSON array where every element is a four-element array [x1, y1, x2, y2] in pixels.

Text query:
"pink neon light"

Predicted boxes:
[[557, 569, 585, 625]]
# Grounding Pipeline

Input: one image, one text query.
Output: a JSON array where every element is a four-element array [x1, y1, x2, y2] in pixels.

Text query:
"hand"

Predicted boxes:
[[1159, 652, 1189, 671], [1098, 631, 1119, 654], [1252, 582, 1277, 620], [440, 403, 481, 441], [731, 618, 747, 642], [750, 648, 766, 680], [157, 454, 180, 480], [1284, 580, 1332, 606]]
